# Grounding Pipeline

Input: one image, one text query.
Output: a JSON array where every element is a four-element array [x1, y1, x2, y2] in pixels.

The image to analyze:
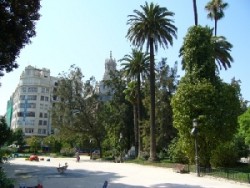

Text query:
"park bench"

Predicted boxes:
[[57, 163, 68, 174], [173, 163, 186, 173]]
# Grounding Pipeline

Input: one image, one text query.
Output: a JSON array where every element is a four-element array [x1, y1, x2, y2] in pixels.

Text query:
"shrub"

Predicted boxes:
[[0, 168, 14, 188], [60, 148, 75, 157], [210, 142, 239, 167]]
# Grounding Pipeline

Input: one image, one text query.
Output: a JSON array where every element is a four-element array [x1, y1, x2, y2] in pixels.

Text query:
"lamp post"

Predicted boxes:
[[191, 118, 200, 177]]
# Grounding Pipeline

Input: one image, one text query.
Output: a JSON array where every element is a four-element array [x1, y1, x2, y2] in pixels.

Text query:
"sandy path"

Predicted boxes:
[[1, 156, 249, 188]]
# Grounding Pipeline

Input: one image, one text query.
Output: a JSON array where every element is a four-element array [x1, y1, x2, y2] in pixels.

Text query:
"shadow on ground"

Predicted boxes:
[[3, 161, 203, 188]]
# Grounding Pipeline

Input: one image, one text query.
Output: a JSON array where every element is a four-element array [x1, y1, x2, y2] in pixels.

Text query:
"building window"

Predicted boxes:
[[40, 104, 44, 109], [40, 96, 44, 101], [38, 129, 46, 134], [44, 113, 48, 118], [28, 103, 36, 108], [43, 121, 47, 125], [26, 111, 35, 117], [17, 112, 24, 117], [28, 87, 38, 92], [39, 120, 43, 125], [39, 112, 43, 118], [45, 96, 49, 101], [22, 87, 27, 93], [25, 128, 34, 133], [20, 95, 25, 100], [27, 95, 37, 100]]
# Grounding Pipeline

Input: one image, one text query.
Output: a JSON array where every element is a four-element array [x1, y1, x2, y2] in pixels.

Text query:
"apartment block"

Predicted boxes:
[[9, 65, 58, 137]]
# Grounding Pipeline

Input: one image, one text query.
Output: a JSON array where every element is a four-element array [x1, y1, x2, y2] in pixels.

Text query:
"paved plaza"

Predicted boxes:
[[2, 156, 249, 188]]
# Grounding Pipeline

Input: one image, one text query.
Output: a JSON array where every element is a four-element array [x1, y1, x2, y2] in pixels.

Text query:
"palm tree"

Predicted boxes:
[[212, 35, 233, 70], [120, 49, 150, 157], [205, 0, 228, 36], [126, 2, 177, 161], [192, 0, 198, 25]]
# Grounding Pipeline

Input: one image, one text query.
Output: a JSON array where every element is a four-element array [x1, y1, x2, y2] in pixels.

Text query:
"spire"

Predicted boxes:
[[110, 51, 112, 59]]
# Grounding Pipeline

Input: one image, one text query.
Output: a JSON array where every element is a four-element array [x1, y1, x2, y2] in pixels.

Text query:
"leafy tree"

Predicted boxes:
[[205, 0, 228, 36], [0, 116, 11, 146], [120, 49, 149, 156], [26, 136, 40, 153], [238, 107, 250, 146], [180, 26, 215, 82], [155, 58, 178, 151], [172, 25, 241, 167], [210, 141, 238, 167], [0, 0, 41, 77], [7, 128, 25, 150], [126, 2, 177, 161], [43, 135, 62, 153], [52, 65, 106, 157], [103, 70, 133, 157]]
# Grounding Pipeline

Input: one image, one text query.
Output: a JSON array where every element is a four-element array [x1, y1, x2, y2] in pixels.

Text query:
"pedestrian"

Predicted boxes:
[[76, 151, 80, 162]]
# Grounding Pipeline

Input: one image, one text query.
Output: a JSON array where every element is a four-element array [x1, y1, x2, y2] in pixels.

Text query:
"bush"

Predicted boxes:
[[210, 142, 239, 167], [167, 138, 189, 164], [60, 148, 75, 157], [0, 168, 14, 188]]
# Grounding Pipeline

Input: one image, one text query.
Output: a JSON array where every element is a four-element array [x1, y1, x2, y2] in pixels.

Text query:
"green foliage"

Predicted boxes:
[[25, 136, 41, 153], [167, 138, 189, 163], [7, 128, 25, 149], [127, 1, 177, 161], [43, 135, 62, 153], [181, 26, 215, 81], [0, 117, 11, 146], [174, 24, 240, 167], [155, 59, 178, 151], [172, 76, 241, 167], [0, 0, 41, 77], [60, 147, 75, 157], [0, 168, 14, 188], [210, 142, 238, 167], [52, 65, 106, 156], [238, 107, 250, 145], [102, 70, 133, 154]]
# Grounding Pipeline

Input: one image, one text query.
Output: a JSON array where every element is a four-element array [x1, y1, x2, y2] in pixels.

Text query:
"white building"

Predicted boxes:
[[97, 51, 117, 101], [9, 65, 58, 137]]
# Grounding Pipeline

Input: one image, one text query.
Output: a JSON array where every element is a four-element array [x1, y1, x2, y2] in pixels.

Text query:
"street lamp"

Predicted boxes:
[[191, 118, 200, 177]]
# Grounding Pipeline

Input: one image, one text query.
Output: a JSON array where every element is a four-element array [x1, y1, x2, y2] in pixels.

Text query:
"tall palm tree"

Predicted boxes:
[[120, 49, 150, 157], [205, 0, 228, 36], [192, 0, 198, 25], [126, 2, 177, 161]]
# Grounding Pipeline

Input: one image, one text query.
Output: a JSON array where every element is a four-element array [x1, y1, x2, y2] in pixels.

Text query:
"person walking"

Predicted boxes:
[[75, 151, 80, 162]]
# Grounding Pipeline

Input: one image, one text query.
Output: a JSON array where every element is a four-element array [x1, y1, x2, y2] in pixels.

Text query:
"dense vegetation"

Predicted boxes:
[[1, 0, 249, 185]]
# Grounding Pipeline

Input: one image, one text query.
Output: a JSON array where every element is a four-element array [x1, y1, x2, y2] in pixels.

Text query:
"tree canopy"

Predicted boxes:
[[0, 0, 41, 77]]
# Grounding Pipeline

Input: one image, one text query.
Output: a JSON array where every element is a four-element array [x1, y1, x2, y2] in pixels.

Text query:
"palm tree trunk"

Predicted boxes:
[[193, 0, 198, 25], [214, 19, 217, 36], [149, 38, 157, 161], [133, 104, 139, 158], [137, 73, 142, 157]]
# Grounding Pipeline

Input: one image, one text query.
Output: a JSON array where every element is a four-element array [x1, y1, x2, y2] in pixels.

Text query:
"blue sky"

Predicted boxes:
[[0, 0, 249, 115]]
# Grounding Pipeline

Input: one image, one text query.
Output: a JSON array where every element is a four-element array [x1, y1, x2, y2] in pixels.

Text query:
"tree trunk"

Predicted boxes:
[[137, 73, 142, 157], [193, 0, 198, 25], [149, 38, 157, 161], [133, 104, 139, 158], [214, 19, 217, 36]]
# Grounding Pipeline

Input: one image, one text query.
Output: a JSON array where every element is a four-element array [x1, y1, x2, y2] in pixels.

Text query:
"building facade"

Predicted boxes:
[[9, 65, 58, 137], [97, 51, 117, 101]]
